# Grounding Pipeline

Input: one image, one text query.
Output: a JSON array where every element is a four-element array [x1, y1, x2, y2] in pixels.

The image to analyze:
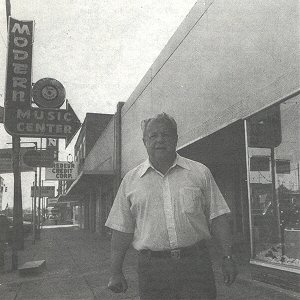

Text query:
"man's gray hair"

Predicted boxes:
[[141, 112, 177, 138]]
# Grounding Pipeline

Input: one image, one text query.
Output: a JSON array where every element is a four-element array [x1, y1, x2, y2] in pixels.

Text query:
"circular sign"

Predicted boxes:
[[32, 78, 66, 108], [23, 150, 41, 167]]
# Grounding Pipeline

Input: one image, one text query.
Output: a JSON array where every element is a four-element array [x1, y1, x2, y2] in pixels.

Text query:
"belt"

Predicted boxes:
[[140, 240, 206, 260]]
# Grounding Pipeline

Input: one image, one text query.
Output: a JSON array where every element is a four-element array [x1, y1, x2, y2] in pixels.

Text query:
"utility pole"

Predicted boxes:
[[12, 136, 24, 249], [6, 0, 24, 270], [5, 0, 11, 28]]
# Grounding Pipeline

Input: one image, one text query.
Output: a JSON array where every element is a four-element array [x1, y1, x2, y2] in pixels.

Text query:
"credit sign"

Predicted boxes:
[[45, 161, 77, 181]]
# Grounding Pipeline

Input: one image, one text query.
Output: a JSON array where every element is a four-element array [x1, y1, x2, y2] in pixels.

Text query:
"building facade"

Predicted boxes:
[[65, 0, 299, 291], [0, 176, 3, 211], [59, 113, 114, 229]]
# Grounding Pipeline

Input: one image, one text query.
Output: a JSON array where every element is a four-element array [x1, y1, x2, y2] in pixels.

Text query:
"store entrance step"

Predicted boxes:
[[18, 260, 46, 276]]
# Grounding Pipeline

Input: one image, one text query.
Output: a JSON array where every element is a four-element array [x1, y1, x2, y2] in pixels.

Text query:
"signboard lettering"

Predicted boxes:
[[47, 138, 57, 148], [45, 161, 77, 180], [4, 18, 32, 111], [4, 18, 81, 146], [47, 197, 58, 207], [46, 138, 58, 161]]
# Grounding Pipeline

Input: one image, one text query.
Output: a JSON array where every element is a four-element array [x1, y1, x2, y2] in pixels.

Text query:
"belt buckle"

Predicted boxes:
[[170, 249, 181, 260]]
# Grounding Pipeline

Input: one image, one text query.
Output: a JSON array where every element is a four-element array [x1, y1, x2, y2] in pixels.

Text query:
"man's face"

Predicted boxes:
[[143, 119, 178, 162]]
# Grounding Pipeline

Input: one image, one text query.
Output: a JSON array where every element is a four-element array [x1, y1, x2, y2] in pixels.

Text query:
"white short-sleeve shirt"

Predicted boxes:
[[105, 154, 230, 251]]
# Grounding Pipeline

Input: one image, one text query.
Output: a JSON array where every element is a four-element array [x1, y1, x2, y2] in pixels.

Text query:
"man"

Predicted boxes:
[[105, 113, 237, 299]]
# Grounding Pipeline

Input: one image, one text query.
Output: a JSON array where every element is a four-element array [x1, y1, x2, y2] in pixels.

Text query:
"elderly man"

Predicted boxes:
[[105, 113, 237, 300]]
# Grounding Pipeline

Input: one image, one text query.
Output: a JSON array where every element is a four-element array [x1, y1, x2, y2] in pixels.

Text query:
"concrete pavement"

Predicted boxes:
[[0, 226, 299, 300]]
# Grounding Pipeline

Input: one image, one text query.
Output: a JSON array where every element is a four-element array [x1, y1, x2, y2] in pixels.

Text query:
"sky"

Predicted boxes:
[[0, 0, 197, 209]]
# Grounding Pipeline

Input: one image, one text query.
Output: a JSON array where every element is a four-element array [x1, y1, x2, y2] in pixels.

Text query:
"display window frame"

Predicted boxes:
[[244, 94, 300, 275]]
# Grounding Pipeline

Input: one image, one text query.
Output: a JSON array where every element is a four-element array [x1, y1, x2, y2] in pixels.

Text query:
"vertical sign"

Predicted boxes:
[[4, 17, 33, 133], [46, 138, 59, 161], [3, 18, 81, 145]]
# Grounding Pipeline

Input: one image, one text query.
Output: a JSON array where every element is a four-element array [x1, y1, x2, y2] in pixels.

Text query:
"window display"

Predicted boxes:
[[247, 95, 300, 271]]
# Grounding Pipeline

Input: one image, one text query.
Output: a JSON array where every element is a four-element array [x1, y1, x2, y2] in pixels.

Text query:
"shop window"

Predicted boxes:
[[247, 96, 300, 271], [248, 105, 282, 148], [250, 156, 270, 171], [276, 159, 291, 174]]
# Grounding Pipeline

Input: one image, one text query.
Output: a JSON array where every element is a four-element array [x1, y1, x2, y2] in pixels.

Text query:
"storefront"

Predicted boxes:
[[115, 1, 299, 291], [245, 93, 300, 290], [62, 0, 299, 291], [62, 105, 122, 235]]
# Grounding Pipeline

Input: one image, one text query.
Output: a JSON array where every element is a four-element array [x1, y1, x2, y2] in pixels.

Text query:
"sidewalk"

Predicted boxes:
[[0, 226, 299, 300]]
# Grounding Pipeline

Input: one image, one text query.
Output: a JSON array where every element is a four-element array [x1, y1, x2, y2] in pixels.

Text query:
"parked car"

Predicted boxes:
[[49, 214, 58, 225]]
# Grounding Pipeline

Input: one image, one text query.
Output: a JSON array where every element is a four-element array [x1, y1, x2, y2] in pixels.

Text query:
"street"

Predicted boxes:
[[0, 226, 299, 300]]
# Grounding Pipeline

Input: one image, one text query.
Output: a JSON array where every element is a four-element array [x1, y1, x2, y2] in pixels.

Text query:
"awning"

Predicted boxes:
[[56, 199, 80, 206], [57, 193, 83, 203], [65, 169, 114, 197], [61, 160, 115, 202]]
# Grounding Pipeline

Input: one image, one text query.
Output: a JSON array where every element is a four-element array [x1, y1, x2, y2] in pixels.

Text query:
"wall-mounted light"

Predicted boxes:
[[67, 153, 73, 163]]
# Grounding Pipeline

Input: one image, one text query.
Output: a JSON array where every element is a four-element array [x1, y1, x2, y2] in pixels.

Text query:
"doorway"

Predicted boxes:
[[178, 121, 249, 249]]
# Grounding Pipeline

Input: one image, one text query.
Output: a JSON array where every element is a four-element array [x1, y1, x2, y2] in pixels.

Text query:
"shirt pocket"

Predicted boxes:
[[179, 187, 203, 214]]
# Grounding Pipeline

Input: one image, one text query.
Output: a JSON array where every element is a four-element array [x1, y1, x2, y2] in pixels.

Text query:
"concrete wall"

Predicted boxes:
[[120, 0, 299, 176], [85, 113, 113, 156], [83, 117, 115, 175]]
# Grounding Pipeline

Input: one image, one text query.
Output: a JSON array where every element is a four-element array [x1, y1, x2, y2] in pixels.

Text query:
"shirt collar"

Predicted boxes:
[[138, 153, 190, 177]]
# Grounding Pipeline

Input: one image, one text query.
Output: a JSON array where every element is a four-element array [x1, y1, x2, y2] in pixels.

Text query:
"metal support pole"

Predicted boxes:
[[270, 148, 281, 242], [114, 102, 124, 192], [31, 195, 33, 224], [32, 183, 34, 243], [33, 168, 37, 243], [244, 120, 254, 257], [6, 0, 21, 270], [41, 197, 44, 225], [297, 162, 300, 190], [12, 135, 23, 271], [37, 138, 42, 240], [41, 180, 44, 226]]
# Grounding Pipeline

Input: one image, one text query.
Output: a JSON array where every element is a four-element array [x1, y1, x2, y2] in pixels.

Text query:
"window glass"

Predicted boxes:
[[247, 95, 300, 271]]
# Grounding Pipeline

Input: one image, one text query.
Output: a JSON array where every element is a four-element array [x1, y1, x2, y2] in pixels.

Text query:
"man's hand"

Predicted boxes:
[[108, 273, 128, 293], [222, 257, 237, 286]]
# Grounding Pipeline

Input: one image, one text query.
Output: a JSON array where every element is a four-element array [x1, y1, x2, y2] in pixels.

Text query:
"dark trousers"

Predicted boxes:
[[138, 245, 216, 300]]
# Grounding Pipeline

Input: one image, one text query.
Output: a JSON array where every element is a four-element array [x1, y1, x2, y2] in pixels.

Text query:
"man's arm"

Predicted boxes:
[[108, 229, 134, 293], [211, 214, 237, 286]]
